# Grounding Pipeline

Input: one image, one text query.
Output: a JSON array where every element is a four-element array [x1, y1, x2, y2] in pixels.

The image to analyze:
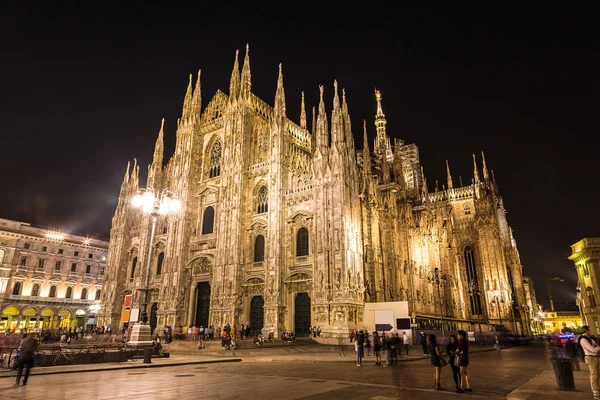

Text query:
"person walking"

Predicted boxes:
[[428, 334, 443, 390], [579, 325, 600, 399], [447, 334, 462, 390], [565, 337, 580, 371], [14, 334, 38, 387], [456, 330, 472, 393], [355, 330, 365, 366], [373, 332, 382, 365], [420, 332, 428, 355], [402, 331, 410, 356]]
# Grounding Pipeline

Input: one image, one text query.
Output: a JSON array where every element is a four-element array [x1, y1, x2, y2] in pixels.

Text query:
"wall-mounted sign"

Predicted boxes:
[[124, 295, 132, 308]]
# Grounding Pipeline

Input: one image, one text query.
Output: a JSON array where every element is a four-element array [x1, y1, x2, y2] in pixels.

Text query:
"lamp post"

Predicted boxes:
[[428, 267, 447, 340], [132, 188, 180, 324], [468, 282, 484, 342]]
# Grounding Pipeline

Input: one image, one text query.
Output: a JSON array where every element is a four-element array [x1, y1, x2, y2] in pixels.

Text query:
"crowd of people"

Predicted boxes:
[[352, 329, 472, 393]]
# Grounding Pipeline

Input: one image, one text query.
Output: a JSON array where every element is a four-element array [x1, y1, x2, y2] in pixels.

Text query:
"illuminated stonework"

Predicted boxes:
[[569, 237, 600, 335], [99, 46, 529, 338], [0, 218, 107, 332]]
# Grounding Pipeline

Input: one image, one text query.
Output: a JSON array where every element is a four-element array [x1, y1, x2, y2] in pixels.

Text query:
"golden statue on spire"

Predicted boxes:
[[375, 88, 382, 101]]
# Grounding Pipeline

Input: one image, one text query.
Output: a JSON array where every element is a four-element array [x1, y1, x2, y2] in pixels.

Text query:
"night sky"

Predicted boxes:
[[2, 2, 598, 308]]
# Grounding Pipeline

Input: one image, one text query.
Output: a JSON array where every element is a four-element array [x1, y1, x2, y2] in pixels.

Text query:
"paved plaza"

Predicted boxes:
[[0, 346, 552, 399]]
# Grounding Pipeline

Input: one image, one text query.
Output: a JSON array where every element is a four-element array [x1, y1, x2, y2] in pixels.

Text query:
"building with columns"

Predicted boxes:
[[0, 218, 107, 332], [569, 237, 600, 334], [99, 46, 529, 339]]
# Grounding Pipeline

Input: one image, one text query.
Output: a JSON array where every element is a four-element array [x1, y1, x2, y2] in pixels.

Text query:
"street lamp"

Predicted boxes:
[[427, 267, 447, 340], [132, 188, 180, 324], [468, 282, 484, 342], [491, 291, 504, 337]]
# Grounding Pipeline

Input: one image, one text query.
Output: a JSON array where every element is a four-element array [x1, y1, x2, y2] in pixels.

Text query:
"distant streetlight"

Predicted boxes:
[[132, 188, 180, 324]]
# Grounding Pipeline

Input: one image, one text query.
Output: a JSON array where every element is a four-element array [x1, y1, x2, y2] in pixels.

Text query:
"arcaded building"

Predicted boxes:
[[99, 46, 529, 338], [0, 218, 108, 332]]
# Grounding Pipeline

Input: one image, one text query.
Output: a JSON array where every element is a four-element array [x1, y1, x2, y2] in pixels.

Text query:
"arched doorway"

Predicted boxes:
[[249, 296, 264, 335], [58, 309, 72, 330], [41, 308, 55, 330], [294, 292, 311, 337], [1, 306, 19, 331], [22, 307, 38, 330], [150, 303, 158, 333], [195, 282, 211, 328]]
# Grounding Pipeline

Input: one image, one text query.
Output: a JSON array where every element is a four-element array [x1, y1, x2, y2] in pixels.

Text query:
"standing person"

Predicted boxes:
[[420, 332, 428, 355], [428, 334, 443, 390], [579, 325, 600, 399], [402, 331, 410, 356], [355, 330, 365, 366], [14, 334, 38, 387], [447, 335, 462, 390], [456, 330, 472, 393], [390, 333, 399, 365], [495, 336, 501, 352], [365, 332, 372, 356], [373, 332, 382, 365], [349, 330, 355, 343]]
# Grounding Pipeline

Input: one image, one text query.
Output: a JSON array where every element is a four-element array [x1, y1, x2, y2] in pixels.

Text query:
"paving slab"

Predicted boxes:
[[507, 364, 592, 400]]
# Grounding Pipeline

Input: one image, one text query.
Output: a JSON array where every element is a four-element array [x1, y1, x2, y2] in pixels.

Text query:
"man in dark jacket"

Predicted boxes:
[[14, 334, 38, 387]]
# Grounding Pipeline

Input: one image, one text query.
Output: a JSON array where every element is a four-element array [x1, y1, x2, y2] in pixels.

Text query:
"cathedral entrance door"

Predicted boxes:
[[195, 282, 211, 328], [294, 292, 311, 337], [149, 303, 158, 333], [249, 296, 264, 336]]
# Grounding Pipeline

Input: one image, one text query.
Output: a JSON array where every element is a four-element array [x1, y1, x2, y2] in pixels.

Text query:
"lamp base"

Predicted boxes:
[[127, 323, 153, 347]]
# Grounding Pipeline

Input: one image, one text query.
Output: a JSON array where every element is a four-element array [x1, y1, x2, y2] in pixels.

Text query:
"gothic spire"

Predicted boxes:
[[481, 151, 490, 181], [229, 49, 240, 99], [421, 166, 428, 196], [274, 63, 286, 117], [363, 120, 371, 174], [181, 73, 193, 120], [446, 159, 453, 189], [472, 154, 480, 183], [123, 160, 130, 185], [342, 88, 348, 115], [315, 85, 329, 154], [311, 106, 316, 153], [333, 80, 340, 112], [374, 88, 388, 154], [240, 44, 251, 98], [152, 118, 165, 166], [300, 91, 307, 129], [191, 70, 201, 121]]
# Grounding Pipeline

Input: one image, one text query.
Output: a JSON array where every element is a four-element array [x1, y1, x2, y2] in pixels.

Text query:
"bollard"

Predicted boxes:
[[143, 347, 152, 364], [551, 357, 576, 391]]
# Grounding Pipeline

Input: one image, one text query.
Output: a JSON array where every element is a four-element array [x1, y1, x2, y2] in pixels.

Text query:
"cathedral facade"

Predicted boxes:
[[99, 46, 530, 338]]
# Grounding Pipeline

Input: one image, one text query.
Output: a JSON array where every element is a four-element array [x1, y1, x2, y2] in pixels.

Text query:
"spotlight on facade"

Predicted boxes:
[[45, 231, 65, 240], [83, 238, 90, 245]]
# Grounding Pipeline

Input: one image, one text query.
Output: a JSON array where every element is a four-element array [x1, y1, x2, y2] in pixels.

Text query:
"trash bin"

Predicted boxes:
[[551, 357, 575, 391], [143, 347, 152, 364]]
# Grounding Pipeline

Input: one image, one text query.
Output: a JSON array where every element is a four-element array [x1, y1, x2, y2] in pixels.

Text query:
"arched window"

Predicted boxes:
[[464, 203, 471, 215], [0, 249, 4, 264], [296, 227, 309, 256], [95, 289, 101, 300], [156, 252, 165, 275], [81, 288, 88, 300], [49, 285, 57, 298], [31, 283, 40, 297], [202, 206, 215, 235], [257, 186, 268, 214], [130, 256, 138, 280], [12, 281, 22, 295], [209, 140, 222, 178], [464, 245, 482, 315], [254, 235, 265, 262], [588, 287, 597, 309], [66, 287, 73, 299]]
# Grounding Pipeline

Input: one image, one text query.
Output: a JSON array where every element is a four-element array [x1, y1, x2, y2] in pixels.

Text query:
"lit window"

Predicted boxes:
[[31, 284, 40, 297], [257, 186, 268, 214]]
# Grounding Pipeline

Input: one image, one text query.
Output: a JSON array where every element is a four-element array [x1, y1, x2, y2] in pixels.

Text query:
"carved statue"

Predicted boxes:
[[335, 268, 341, 289]]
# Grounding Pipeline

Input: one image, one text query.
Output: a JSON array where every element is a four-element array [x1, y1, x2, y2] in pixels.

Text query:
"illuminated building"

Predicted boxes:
[[99, 46, 529, 338], [0, 218, 107, 332], [569, 237, 600, 334], [542, 310, 584, 334]]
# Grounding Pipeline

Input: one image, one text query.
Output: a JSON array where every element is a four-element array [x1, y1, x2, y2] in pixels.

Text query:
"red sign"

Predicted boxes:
[[124, 294, 132, 308]]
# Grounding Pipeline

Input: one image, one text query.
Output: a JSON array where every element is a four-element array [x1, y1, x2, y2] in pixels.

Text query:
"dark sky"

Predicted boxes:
[[2, 2, 598, 308]]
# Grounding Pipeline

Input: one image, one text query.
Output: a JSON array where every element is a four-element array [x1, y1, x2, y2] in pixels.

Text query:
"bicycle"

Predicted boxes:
[[33, 351, 46, 367]]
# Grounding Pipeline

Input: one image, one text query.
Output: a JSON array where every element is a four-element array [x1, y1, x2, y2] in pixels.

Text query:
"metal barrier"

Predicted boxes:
[[551, 357, 576, 391]]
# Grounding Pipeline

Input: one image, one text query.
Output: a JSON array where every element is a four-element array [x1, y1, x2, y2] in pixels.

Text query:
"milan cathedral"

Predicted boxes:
[[99, 46, 530, 338]]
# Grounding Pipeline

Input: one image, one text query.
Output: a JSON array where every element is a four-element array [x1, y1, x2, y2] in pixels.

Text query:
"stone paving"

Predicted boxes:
[[0, 346, 550, 399]]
